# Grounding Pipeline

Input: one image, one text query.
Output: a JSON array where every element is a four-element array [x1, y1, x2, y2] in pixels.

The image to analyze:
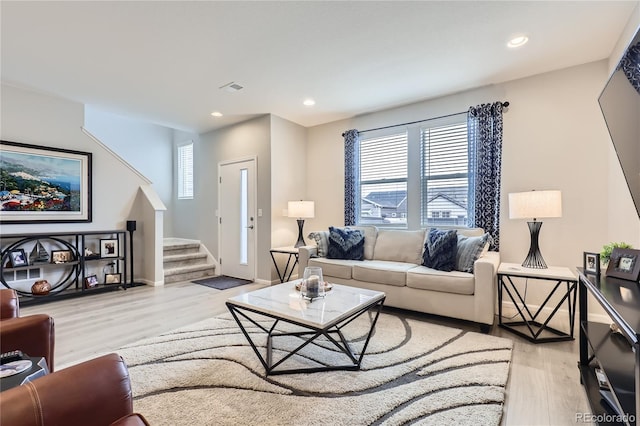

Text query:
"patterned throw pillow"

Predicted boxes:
[[327, 226, 365, 260], [456, 233, 490, 273], [422, 229, 458, 271], [307, 231, 329, 257]]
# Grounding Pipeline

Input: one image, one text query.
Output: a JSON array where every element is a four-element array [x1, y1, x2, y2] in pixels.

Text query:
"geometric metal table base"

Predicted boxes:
[[269, 248, 299, 283], [226, 297, 385, 375], [498, 273, 577, 343]]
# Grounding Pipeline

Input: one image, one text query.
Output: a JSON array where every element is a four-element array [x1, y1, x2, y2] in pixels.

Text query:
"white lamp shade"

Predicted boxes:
[[509, 190, 562, 219], [287, 201, 315, 218]]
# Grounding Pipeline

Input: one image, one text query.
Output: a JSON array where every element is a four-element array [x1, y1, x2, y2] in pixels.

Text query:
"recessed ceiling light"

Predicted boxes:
[[211, 111, 223, 117], [507, 35, 529, 48], [303, 99, 316, 107]]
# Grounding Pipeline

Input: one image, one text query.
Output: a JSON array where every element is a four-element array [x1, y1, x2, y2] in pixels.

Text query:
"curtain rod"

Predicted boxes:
[[341, 101, 509, 137]]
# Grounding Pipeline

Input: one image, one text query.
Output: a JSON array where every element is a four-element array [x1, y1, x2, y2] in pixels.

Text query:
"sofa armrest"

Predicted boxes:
[[1, 314, 55, 372], [472, 251, 500, 325], [298, 245, 317, 271], [0, 289, 20, 319], [0, 353, 139, 426], [111, 413, 151, 426]]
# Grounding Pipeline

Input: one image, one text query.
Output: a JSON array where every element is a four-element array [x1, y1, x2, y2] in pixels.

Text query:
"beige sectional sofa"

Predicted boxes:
[[298, 226, 499, 330]]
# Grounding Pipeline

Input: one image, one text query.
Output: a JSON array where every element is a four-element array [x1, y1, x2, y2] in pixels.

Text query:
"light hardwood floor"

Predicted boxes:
[[20, 281, 592, 426]]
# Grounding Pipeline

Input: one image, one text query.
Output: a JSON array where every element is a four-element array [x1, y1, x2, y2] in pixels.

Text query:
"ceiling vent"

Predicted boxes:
[[219, 82, 244, 93]]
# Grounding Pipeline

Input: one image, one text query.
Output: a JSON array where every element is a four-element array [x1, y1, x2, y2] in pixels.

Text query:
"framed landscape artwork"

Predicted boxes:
[[0, 140, 92, 223]]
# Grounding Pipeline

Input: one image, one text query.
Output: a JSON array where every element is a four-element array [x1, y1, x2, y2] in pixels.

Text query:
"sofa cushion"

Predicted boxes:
[[327, 227, 364, 260], [422, 228, 458, 272], [351, 226, 378, 260], [307, 231, 329, 257], [352, 260, 415, 287], [456, 233, 490, 273], [308, 257, 357, 280], [309, 226, 377, 259], [373, 229, 425, 265], [406, 266, 475, 295]]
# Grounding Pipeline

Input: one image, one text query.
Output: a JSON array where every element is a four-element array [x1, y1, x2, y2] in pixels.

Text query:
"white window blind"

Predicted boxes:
[[421, 122, 469, 226], [177, 142, 194, 199], [359, 132, 408, 225]]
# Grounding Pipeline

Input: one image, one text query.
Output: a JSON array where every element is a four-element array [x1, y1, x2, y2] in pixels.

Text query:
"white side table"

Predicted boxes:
[[497, 262, 578, 343]]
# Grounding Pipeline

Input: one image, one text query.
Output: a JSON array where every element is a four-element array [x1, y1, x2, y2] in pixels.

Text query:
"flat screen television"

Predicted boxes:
[[598, 26, 640, 219]]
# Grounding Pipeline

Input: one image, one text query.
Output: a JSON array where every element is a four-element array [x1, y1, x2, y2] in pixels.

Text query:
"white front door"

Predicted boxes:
[[218, 158, 256, 281]]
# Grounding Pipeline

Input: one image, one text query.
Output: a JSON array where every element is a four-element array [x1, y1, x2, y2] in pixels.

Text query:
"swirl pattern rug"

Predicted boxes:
[[118, 311, 513, 425]]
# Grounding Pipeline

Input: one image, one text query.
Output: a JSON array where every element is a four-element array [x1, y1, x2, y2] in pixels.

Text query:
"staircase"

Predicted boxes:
[[163, 238, 216, 284]]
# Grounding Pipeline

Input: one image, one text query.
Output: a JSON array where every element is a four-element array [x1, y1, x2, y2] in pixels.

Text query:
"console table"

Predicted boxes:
[[578, 269, 638, 425], [0, 231, 128, 305], [497, 263, 577, 343]]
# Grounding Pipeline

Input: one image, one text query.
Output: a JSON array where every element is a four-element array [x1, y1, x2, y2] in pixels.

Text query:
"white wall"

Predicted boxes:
[[270, 117, 308, 245], [270, 115, 308, 280], [84, 106, 174, 236], [307, 59, 640, 310]]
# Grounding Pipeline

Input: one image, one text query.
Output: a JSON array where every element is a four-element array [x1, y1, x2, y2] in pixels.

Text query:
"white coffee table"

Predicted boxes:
[[226, 281, 385, 375]]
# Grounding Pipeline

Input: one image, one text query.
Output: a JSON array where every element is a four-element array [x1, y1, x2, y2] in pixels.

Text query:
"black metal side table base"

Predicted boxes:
[[269, 248, 299, 283], [498, 269, 577, 344], [498, 320, 574, 343], [227, 298, 385, 375]]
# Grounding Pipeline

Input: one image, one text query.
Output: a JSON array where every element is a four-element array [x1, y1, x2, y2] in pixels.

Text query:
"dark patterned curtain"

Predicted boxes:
[[343, 129, 360, 226], [467, 102, 504, 251], [620, 40, 640, 94]]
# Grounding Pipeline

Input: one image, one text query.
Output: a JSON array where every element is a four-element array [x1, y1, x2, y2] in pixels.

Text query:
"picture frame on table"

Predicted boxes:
[[100, 239, 118, 258], [606, 248, 640, 282], [84, 274, 99, 288], [105, 273, 121, 284], [8, 249, 28, 268], [0, 140, 92, 224], [51, 250, 73, 264], [583, 252, 600, 276]]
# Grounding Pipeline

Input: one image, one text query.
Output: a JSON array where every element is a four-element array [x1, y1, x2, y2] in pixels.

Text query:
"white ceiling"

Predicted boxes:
[[1, 1, 637, 134]]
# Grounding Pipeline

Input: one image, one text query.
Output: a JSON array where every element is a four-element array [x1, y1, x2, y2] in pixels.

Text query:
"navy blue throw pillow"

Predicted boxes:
[[327, 227, 365, 260], [422, 229, 458, 271]]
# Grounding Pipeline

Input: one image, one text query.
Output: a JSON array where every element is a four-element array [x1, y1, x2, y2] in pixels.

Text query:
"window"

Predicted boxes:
[[421, 123, 469, 227], [355, 118, 470, 228], [358, 132, 408, 225], [177, 142, 193, 199]]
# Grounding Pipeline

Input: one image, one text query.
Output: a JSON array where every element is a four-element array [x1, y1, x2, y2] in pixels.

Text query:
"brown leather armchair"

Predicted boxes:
[[0, 353, 149, 426], [0, 289, 55, 372]]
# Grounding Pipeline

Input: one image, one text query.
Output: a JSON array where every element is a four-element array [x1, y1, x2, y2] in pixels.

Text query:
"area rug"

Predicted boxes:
[[191, 275, 252, 290], [118, 311, 513, 426]]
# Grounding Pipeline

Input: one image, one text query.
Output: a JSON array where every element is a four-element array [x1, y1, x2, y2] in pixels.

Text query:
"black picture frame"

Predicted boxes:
[[84, 274, 99, 288], [51, 250, 73, 264], [105, 272, 121, 284], [583, 252, 600, 276], [606, 248, 640, 282], [100, 239, 118, 258], [8, 249, 28, 268], [0, 140, 92, 223]]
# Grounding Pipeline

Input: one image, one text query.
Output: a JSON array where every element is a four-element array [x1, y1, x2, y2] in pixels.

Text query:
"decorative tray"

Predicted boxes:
[[295, 282, 333, 292]]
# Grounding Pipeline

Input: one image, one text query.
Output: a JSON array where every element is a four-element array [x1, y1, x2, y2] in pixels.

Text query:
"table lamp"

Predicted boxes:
[[508, 190, 562, 269], [288, 201, 315, 247]]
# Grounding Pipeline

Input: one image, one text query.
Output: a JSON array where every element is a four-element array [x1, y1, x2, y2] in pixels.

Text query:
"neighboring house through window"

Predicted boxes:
[[357, 118, 470, 228], [177, 142, 194, 199]]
